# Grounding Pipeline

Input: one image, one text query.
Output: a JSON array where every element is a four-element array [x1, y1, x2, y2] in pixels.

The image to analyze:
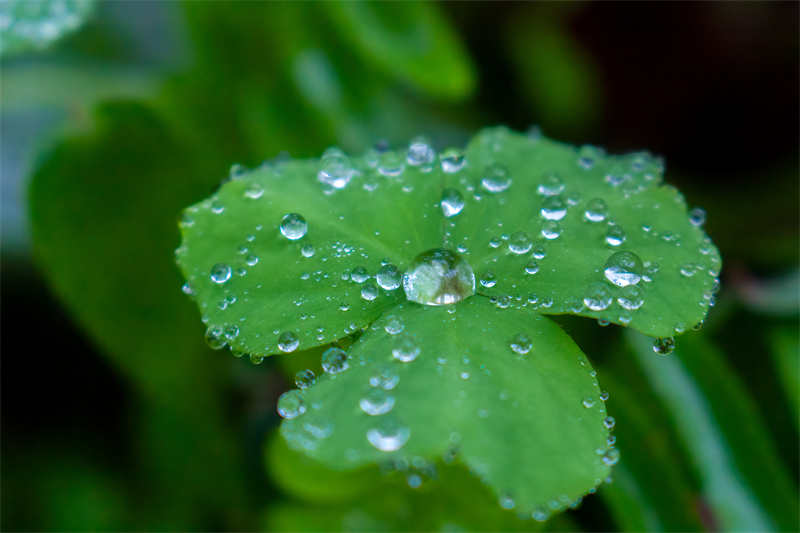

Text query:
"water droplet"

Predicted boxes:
[[278, 331, 299, 352], [182, 283, 195, 296], [606, 435, 617, 446], [578, 145, 599, 169], [224, 325, 239, 341], [499, 495, 516, 510], [604, 251, 644, 287], [617, 285, 644, 310], [392, 335, 420, 362], [508, 231, 532, 254], [675, 322, 686, 334], [537, 173, 564, 196], [205, 325, 228, 349], [351, 266, 370, 283], [525, 259, 539, 275], [489, 237, 501, 248], [246, 254, 259, 266], [339, 301, 350, 311], [377, 265, 402, 290], [250, 354, 265, 364], [403, 249, 476, 306], [496, 294, 512, 308], [361, 282, 379, 301], [532, 245, 546, 259], [280, 213, 308, 240], [384, 315, 405, 335], [481, 164, 512, 193], [295, 369, 315, 389], [245, 182, 263, 199], [680, 262, 695, 277], [318, 147, 354, 189], [479, 270, 497, 288], [378, 151, 404, 177], [360, 387, 395, 415], [277, 390, 305, 419], [584, 199, 609, 222], [211, 263, 232, 284], [367, 420, 410, 452], [567, 191, 582, 206], [304, 416, 334, 439], [599, 391, 610, 401], [230, 346, 245, 357], [407, 137, 435, 166], [602, 447, 620, 466], [606, 225, 626, 246], [582, 397, 596, 408], [689, 207, 706, 227], [301, 244, 315, 258], [603, 416, 616, 429], [370, 364, 400, 390], [541, 221, 562, 240], [541, 195, 567, 220], [510, 333, 532, 354], [322, 347, 349, 373], [653, 337, 675, 355], [440, 148, 466, 173], [441, 188, 466, 217], [211, 200, 225, 214]]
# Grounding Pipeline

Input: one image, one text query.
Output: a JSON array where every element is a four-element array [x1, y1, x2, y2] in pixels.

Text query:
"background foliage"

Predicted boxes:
[[2, 2, 798, 531]]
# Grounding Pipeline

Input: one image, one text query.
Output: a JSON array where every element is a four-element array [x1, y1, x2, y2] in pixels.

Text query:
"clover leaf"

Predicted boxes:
[[176, 127, 720, 517]]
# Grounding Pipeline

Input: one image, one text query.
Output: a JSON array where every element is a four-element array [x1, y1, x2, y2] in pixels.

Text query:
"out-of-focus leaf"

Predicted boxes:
[[28, 102, 248, 529], [0, 0, 94, 57], [734, 269, 800, 316], [599, 464, 662, 532], [323, 2, 476, 101], [628, 329, 799, 532], [769, 324, 800, 424]]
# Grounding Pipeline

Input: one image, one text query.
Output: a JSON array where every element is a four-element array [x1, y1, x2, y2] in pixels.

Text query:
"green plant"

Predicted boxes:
[[176, 126, 721, 519]]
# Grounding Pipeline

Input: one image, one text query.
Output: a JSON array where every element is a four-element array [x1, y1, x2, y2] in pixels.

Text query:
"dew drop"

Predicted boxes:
[[377, 264, 402, 290], [211, 200, 225, 214], [351, 266, 370, 283], [205, 325, 228, 350], [480, 270, 497, 288], [606, 225, 626, 246], [599, 391, 610, 401], [582, 397, 596, 408], [481, 164, 512, 193], [602, 447, 620, 466], [322, 347, 349, 373], [367, 421, 410, 452], [525, 259, 539, 275], [441, 188, 466, 218], [403, 248, 475, 306], [370, 364, 400, 390], [653, 337, 675, 356], [689, 207, 706, 227], [510, 333, 532, 355], [541, 195, 567, 220], [384, 315, 405, 335], [440, 148, 466, 173], [407, 137, 435, 166], [584, 199, 609, 222], [508, 231, 532, 254], [361, 282, 379, 301], [532, 245, 546, 259], [489, 237, 501, 248], [392, 335, 420, 362], [301, 244, 315, 258], [583, 283, 612, 311], [211, 263, 232, 284], [318, 147, 354, 189], [224, 325, 239, 341], [617, 285, 644, 310], [277, 390, 305, 419], [604, 251, 644, 287], [295, 369, 316, 389], [378, 151, 404, 177], [246, 254, 259, 266], [537, 173, 564, 196], [250, 354, 265, 364], [339, 301, 350, 311], [278, 331, 299, 352], [359, 388, 396, 415], [280, 213, 308, 240], [541, 221, 562, 240], [603, 416, 616, 429]]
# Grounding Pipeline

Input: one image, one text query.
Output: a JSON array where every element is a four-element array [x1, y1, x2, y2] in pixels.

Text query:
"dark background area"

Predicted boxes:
[[2, 2, 797, 531]]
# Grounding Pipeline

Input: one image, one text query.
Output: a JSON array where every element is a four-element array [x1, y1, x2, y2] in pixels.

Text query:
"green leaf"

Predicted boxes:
[[444, 127, 720, 338], [0, 0, 95, 57], [322, 2, 476, 101], [176, 149, 444, 357], [279, 297, 611, 516]]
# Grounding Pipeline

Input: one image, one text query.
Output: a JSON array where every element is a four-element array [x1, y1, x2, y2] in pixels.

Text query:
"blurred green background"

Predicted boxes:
[[2, 2, 798, 531]]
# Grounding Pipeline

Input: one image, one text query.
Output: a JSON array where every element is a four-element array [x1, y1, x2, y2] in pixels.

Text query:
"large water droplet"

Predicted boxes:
[[510, 333, 532, 354], [537, 173, 564, 196], [617, 285, 644, 310], [440, 148, 466, 173], [295, 369, 316, 389], [322, 347, 349, 373], [278, 331, 299, 352], [351, 266, 370, 283], [604, 251, 644, 287], [367, 420, 410, 452], [377, 265, 402, 290], [301, 244, 315, 258], [479, 270, 497, 288], [606, 225, 626, 246], [441, 188, 465, 218], [584, 199, 609, 222], [653, 337, 675, 355], [370, 364, 400, 389], [541, 221, 562, 240], [277, 390, 305, 419], [384, 315, 404, 335], [508, 231, 532, 254], [211, 263, 232, 284], [583, 283, 612, 311], [406, 137, 435, 166], [318, 147, 354, 189], [603, 416, 616, 429], [359, 387, 396, 415], [403, 249, 475, 306], [533, 245, 546, 259], [280, 213, 308, 240], [205, 325, 228, 349], [525, 259, 539, 275], [392, 335, 420, 362], [602, 447, 620, 466], [481, 164, 512, 193], [541, 195, 567, 220], [361, 282, 379, 301]]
